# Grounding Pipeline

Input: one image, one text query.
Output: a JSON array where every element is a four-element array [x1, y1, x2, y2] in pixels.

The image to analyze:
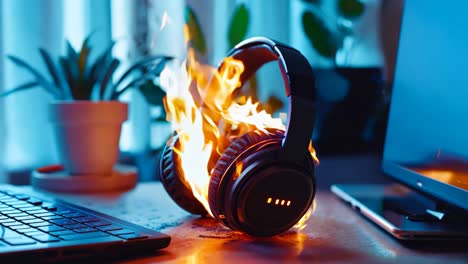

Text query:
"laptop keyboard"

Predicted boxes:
[[0, 189, 148, 246]]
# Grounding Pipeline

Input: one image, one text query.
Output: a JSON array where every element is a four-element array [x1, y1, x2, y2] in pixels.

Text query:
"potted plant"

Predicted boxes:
[[1, 34, 170, 176]]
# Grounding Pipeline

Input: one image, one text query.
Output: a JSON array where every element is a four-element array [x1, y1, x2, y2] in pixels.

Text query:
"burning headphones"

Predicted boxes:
[[159, 37, 317, 236]]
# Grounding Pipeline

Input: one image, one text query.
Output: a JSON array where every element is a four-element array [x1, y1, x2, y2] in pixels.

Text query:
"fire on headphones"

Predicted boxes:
[[159, 37, 317, 237]]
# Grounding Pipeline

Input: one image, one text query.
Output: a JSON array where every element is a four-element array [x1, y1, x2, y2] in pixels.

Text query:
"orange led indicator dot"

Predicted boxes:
[[286, 201, 291, 206], [281, 200, 285, 205], [275, 199, 279, 205], [267, 198, 272, 204]]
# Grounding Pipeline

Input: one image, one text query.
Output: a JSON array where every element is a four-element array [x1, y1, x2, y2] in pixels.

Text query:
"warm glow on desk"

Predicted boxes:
[[413, 168, 468, 190]]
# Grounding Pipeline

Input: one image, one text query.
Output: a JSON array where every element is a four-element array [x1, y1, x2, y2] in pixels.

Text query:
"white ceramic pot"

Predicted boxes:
[[49, 101, 128, 175]]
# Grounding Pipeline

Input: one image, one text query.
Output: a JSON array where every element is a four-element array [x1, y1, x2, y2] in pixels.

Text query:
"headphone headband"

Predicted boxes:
[[225, 37, 316, 161]]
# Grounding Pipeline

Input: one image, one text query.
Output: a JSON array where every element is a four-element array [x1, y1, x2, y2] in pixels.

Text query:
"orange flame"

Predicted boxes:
[[234, 161, 243, 181], [293, 200, 316, 231], [161, 30, 319, 226]]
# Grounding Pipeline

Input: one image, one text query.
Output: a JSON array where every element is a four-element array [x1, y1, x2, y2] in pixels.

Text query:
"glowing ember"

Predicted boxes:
[[160, 26, 319, 227], [293, 200, 316, 231], [233, 161, 243, 181]]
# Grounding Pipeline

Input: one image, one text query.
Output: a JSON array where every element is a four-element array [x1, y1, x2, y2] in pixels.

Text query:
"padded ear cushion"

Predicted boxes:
[[208, 129, 285, 220], [159, 136, 207, 215]]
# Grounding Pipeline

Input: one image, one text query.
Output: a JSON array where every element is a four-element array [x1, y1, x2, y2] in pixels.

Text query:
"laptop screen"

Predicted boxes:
[[382, 0, 468, 210]]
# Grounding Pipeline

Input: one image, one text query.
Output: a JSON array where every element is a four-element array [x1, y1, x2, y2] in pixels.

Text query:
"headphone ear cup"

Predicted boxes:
[[208, 129, 285, 221], [159, 136, 207, 215]]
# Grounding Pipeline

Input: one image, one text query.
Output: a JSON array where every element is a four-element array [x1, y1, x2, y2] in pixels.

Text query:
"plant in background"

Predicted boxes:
[[1, 34, 171, 102], [185, 3, 283, 114], [0, 33, 173, 177], [301, 0, 365, 64]]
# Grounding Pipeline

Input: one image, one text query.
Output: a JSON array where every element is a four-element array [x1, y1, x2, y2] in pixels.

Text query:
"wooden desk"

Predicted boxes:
[[15, 181, 467, 263], [4, 155, 466, 263]]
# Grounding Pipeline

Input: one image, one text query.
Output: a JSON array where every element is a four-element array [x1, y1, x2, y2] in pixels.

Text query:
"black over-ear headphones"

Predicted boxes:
[[159, 37, 317, 236]]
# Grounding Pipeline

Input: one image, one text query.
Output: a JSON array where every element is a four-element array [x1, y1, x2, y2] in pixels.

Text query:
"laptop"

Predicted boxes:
[[0, 185, 170, 261], [331, 0, 468, 240]]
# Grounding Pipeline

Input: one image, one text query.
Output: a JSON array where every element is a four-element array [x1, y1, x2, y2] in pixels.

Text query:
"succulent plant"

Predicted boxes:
[[1, 33, 171, 102]]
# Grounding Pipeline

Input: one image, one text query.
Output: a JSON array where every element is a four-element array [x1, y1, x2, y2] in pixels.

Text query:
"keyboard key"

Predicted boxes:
[[8, 224, 30, 230], [54, 209, 76, 215], [10, 202, 29, 208], [29, 221, 52, 227], [4, 201, 25, 206], [97, 224, 123, 232], [22, 218, 43, 224], [118, 233, 148, 240], [50, 230, 75, 236], [27, 198, 43, 206], [41, 203, 58, 211], [21, 207, 43, 213], [86, 220, 111, 227], [15, 216, 36, 221], [50, 219, 76, 226], [0, 198, 16, 203], [62, 212, 87, 218], [4, 236, 36, 246], [27, 209, 49, 214], [2, 209, 22, 215], [23, 231, 48, 237], [108, 229, 134, 235], [0, 218, 15, 224], [15, 227, 37, 234], [35, 212, 55, 218], [38, 225, 65, 233], [73, 216, 100, 223], [32, 234, 61, 243], [41, 215, 63, 221], [0, 228, 23, 238], [17, 206, 38, 211], [63, 223, 88, 229], [59, 232, 109, 241], [73, 227, 98, 233], [13, 194, 30, 201], [8, 212, 29, 218], [2, 221, 23, 227]]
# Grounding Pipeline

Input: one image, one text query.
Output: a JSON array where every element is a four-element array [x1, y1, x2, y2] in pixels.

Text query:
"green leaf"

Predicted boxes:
[[99, 58, 120, 100], [228, 4, 250, 49], [185, 6, 207, 55], [59, 57, 74, 92], [138, 81, 166, 106], [39, 49, 60, 87], [0, 81, 40, 97], [79, 32, 95, 66], [82, 31, 96, 50], [114, 55, 172, 91], [86, 41, 116, 81], [66, 40, 79, 63], [39, 48, 73, 100], [63, 41, 81, 87], [85, 41, 116, 96], [302, 10, 341, 59], [337, 0, 365, 19], [150, 57, 169, 76], [78, 43, 91, 78], [112, 72, 158, 100], [7, 55, 61, 98]]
